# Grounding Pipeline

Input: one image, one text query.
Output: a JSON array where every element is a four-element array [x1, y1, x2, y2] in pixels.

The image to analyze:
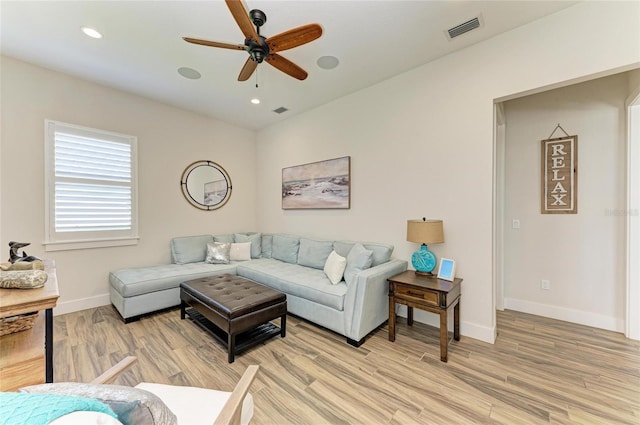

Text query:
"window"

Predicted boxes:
[[44, 120, 138, 251]]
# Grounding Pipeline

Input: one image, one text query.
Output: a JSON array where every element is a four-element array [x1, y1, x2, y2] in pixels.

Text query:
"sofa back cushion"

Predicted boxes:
[[343, 243, 374, 285], [271, 234, 300, 264], [234, 233, 262, 258], [297, 238, 334, 270], [261, 234, 273, 258], [171, 235, 213, 264], [213, 234, 234, 244], [334, 240, 393, 267]]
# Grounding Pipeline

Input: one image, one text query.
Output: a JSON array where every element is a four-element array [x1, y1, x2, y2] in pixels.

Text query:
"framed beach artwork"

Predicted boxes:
[[282, 156, 351, 209]]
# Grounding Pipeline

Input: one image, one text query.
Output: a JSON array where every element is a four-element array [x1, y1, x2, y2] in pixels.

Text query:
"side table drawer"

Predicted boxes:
[[395, 285, 438, 306]]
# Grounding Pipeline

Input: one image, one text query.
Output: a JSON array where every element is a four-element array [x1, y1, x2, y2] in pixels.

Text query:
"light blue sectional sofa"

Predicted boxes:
[[109, 233, 407, 346]]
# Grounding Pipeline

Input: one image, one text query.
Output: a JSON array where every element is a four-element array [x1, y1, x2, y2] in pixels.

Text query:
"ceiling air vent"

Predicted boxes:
[[447, 16, 481, 39], [273, 107, 288, 114]]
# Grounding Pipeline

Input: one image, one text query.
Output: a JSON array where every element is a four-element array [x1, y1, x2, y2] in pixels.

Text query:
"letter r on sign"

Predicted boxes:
[[551, 144, 567, 156]]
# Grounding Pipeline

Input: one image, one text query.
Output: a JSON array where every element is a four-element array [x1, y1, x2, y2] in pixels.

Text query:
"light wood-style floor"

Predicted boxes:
[[53, 306, 640, 424]]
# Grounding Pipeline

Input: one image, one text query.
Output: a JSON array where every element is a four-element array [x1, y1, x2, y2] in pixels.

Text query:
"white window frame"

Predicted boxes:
[[44, 120, 139, 251]]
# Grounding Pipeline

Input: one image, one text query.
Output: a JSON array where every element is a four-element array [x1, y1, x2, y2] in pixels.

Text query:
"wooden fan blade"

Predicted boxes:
[[183, 37, 246, 51], [265, 53, 308, 80], [225, 0, 261, 44], [266, 24, 322, 53], [238, 57, 258, 81]]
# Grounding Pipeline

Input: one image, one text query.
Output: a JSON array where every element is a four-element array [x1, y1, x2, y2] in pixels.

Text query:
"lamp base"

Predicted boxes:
[[414, 270, 434, 277], [411, 244, 437, 274]]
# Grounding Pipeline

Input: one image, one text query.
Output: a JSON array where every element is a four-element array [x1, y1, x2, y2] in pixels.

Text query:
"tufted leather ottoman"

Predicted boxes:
[[180, 274, 286, 363]]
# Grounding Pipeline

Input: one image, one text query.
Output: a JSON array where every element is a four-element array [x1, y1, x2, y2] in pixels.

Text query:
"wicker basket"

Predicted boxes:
[[0, 311, 39, 336]]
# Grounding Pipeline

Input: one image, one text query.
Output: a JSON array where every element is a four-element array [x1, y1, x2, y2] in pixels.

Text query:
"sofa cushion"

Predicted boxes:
[[334, 240, 393, 267], [297, 238, 334, 270], [237, 259, 347, 311], [171, 235, 213, 264], [234, 233, 262, 258], [213, 234, 235, 244], [261, 234, 273, 259], [230, 242, 251, 261], [344, 243, 373, 286], [324, 251, 347, 284], [206, 242, 231, 264], [271, 234, 300, 264], [110, 263, 238, 297]]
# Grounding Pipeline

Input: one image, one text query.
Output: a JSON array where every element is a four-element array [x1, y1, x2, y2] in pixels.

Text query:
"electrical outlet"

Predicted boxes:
[[541, 280, 550, 290], [512, 219, 520, 229]]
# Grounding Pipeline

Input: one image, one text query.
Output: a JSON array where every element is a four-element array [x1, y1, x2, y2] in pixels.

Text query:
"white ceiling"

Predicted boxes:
[[1, 1, 578, 130]]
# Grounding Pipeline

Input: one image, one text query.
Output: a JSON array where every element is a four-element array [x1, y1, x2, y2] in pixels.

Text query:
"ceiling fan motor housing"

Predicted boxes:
[[245, 35, 269, 63]]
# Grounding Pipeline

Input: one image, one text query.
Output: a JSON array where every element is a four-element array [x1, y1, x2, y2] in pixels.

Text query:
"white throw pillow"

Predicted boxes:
[[324, 251, 347, 284], [230, 242, 252, 261]]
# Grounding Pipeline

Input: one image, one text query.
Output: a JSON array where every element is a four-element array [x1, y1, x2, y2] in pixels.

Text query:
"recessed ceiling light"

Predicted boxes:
[[81, 26, 102, 39], [317, 56, 339, 70], [177, 67, 201, 80], [251, 98, 261, 105]]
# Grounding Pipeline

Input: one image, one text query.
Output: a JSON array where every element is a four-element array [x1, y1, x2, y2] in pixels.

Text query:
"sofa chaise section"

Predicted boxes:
[[110, 262, 238, 322]]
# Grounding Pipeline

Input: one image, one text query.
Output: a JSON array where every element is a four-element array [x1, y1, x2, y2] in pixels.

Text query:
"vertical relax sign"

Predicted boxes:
[[541, 136, 578, 214]]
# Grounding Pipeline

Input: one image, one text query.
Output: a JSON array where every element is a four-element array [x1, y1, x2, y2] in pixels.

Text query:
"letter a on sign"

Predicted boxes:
[[541, 136, 577, 214]]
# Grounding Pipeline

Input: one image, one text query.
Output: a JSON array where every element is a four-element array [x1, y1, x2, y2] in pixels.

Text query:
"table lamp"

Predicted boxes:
[[406, 218, 444, 276]]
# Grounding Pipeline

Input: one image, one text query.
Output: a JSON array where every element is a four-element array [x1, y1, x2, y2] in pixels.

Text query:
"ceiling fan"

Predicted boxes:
[[183, 0, 323, 81]]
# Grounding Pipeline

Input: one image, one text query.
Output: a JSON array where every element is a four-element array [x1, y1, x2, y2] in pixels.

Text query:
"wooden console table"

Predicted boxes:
[[0, 260, 59, 390], [388, 270, 462, 362]]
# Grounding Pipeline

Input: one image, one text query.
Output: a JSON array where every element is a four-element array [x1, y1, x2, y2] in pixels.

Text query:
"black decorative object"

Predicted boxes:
[[8, 241, 40, 264]]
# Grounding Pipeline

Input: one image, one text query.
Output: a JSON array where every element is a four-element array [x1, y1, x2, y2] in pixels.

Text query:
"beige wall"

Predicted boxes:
[[0, 57, 257, 314], [1, 1, 639, 340], [256, 1, 640, 342], [503, 73, 629, 331]]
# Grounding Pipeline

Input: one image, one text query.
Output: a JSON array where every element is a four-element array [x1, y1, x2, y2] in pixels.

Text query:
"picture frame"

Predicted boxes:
[[282, 156, 350, 209], [541, 135, 578, 214], [437, 258, 456, 281]]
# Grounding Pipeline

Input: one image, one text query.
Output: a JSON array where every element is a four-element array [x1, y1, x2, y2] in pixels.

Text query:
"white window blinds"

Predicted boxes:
[[45, 120, 138, 250]]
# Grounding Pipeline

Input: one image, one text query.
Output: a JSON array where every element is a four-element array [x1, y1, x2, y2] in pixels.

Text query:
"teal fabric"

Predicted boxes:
[[238, 259, 346, 310], [21, 382, 177, 425], [234, 233, 262, 258], [271, 234, 300, 264], [363, 242, 394, 266], [334, 240, 393, 266], [297, 238, 334, 270], [213, 234, 234, 244], [333, 241, 355, 258], [344, 243, 373, 286], [0, 392, 117, 425], [110, 262, 238, 297], [170, 235, 213, 264], [261, 234, 273, 258]]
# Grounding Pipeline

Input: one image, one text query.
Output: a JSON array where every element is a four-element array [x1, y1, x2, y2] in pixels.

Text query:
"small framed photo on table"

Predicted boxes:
[[437, 258, 456, 281]]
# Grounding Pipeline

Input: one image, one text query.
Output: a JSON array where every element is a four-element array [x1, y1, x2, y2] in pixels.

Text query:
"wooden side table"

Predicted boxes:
[[0, 260, 59, 390], [388, 270, 462, 362]]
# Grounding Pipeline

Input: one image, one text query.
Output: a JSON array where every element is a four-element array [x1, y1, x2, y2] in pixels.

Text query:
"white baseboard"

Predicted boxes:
[[504, 297, 624, 332], [395, 305, 496, 344], [461, 320, 497, 344], [53, 294, 111, 316]]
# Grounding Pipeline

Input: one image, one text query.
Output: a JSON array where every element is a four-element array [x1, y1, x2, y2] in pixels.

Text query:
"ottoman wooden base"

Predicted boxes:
[[180, 274, 287, 363]]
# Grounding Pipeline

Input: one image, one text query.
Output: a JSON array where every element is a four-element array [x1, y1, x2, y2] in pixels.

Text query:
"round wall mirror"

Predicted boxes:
[[180, 160, 232, 210]]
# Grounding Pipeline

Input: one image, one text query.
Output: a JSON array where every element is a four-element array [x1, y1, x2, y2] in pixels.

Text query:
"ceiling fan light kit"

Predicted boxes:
[[183, 0, 322, 82]]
